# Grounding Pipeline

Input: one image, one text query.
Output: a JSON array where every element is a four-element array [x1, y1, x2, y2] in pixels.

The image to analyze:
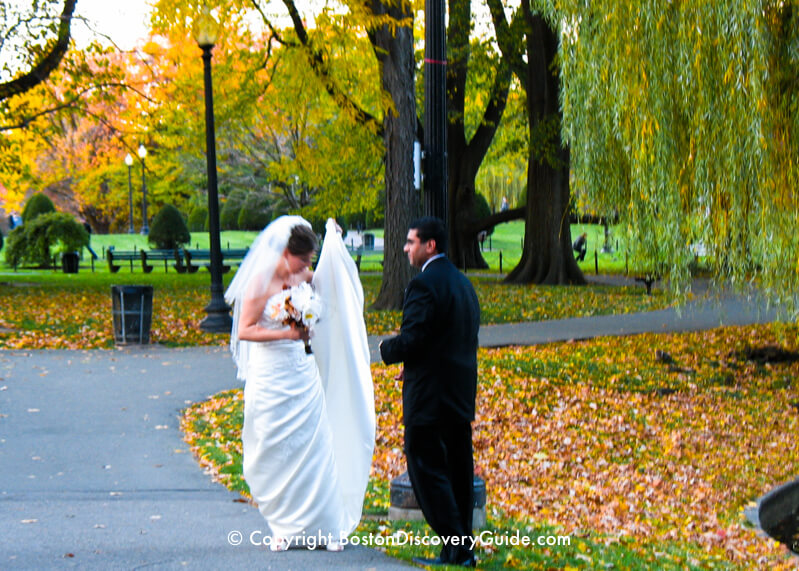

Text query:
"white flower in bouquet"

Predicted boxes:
[[266, 290, 292, 322], [268, 282, 323, 331], [287, 282, 323, 328]]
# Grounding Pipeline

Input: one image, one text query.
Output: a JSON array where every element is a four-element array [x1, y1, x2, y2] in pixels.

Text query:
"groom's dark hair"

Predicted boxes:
[[410, 216, 447, 254], [288, 224, 318, 255]]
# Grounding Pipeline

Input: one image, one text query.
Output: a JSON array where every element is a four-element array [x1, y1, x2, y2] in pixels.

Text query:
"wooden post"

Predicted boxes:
[[499, 251, 503, 274], [595, 249, 599, 274]]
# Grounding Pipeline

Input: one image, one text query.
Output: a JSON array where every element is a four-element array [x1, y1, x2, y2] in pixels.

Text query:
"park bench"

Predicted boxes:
[[141, 249, 187, 273], [184, 248, 249, 273], [107, 249, 139, 273]]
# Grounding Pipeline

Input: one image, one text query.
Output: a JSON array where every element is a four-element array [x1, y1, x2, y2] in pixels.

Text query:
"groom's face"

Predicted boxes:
[[404, 229, 436, 268]]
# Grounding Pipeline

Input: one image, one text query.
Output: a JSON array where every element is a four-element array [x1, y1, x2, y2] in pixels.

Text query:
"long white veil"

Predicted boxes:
[[313, 219, 375, 533], [224, 215, 311, 380]]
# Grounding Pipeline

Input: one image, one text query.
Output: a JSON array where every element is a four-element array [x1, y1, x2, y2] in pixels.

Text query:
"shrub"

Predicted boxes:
[[147, 204, 191, 250], [4, 212, 89, 268], [237, 191, 273, 230], [220, 189, 247, 231], [187, 205, 209, 232], [21, 193, 56, 224]]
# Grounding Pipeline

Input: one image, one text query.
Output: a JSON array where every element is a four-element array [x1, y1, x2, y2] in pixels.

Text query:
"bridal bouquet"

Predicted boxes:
[[266, 282, 323, 352]]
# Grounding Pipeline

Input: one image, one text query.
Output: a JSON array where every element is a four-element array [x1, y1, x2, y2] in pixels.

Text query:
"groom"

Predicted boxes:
[[380, 216, 480, 567]]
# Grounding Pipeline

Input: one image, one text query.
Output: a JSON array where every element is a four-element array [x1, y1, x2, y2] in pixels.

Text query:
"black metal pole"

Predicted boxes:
[[423, 0, 447, 226], [199, 43, 232, 333], [127, 165, 135, 234], [140, 159, 149, 235]]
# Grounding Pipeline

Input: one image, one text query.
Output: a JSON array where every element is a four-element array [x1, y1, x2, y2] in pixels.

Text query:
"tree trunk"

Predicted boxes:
[[369, 2, 418, 310], [506, 10, 584, 285], [449, 173, 488, 270], [445, 0, 511, 270]]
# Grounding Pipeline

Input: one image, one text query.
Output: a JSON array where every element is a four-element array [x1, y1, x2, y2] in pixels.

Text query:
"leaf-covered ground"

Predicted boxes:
[[0, 274, 670, 348], [182, 323, 799, 569]]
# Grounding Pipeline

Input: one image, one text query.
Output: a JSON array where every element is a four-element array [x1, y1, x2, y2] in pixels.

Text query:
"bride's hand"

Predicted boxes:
[[285, 323, 310, 342]]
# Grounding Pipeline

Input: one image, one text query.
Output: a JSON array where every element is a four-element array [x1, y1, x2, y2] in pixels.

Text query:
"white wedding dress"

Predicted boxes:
[[240, 219, 375, 542]]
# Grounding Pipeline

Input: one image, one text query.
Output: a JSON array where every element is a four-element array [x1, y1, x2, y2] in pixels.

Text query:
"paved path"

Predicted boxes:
[[0, 283, 782, 570], [0, 347, 410, 570]]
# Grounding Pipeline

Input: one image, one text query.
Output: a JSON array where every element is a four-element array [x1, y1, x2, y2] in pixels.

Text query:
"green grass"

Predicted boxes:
[[89, 230, 260, 254], [4, 222, 657, 276]]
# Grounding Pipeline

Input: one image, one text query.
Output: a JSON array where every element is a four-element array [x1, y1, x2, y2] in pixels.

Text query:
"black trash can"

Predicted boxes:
[[363, 233, 375, 250], [62, 252, 79, 273], [111, 285, 153, 345]]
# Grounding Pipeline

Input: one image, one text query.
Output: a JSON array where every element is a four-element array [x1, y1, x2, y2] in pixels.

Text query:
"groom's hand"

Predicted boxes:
[[394, 367, 404, 381]]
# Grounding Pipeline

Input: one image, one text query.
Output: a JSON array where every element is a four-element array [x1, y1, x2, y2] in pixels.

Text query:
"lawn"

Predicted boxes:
[[182, 322, 799, 569], [0, 270, 671, 349], [0, 221, 671, 350], [4, 221, 657, 276]]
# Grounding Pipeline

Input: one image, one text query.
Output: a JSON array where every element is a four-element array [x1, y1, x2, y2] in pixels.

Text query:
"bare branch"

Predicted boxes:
[[280, 0, 383, 136], [0, 0, 77, 101]]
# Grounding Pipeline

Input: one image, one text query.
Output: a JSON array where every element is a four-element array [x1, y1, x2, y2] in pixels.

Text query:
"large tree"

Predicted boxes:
[[558, 0, 799, 309], [487, 0, 585, 284], [364, 0, 418, 309], [445, 0, 512, 270]]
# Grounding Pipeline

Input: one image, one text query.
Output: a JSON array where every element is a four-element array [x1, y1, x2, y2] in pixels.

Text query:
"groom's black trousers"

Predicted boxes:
[[404, 421, 474, 562]]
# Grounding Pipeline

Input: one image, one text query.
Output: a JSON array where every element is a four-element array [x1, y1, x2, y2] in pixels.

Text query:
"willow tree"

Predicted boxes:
[[558, 1, 799, 310]]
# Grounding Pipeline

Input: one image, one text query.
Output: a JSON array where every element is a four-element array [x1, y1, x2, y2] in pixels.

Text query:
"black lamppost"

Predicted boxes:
[[423, 0, 448, 226], [138, 144, 149, 235], [195, 6, 231, 333], [125, 153, 135, 234]]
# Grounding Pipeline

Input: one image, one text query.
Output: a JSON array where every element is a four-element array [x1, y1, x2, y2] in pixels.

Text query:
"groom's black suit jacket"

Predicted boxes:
[[380, 256, 480, 426]]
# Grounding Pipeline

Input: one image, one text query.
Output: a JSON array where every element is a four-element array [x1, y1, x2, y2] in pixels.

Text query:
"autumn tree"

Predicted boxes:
[[145, 1, 385, 236], [254, 0, 417, 309], [0, 45, 152, 231], [558, 1, 799, 310]]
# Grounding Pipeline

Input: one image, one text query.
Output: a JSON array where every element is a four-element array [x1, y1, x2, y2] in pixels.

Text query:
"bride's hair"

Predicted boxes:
[[288, 224, 318, 255]]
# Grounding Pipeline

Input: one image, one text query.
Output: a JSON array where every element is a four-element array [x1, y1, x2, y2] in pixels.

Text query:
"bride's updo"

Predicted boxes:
[[287, 224, 318, 256]]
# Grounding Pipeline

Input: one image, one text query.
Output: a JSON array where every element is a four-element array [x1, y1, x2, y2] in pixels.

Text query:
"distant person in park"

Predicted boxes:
[[8, 212, 22, 229], [500, 196, 509, 212], [573, 232, 588, 262], [225, 216, 374, 553], [380, 216, 480, 568]]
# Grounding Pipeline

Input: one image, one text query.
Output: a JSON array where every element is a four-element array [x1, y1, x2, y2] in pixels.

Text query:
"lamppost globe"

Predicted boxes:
[[125, 154, 135, 234], [137, 145, 147, 160], [195, 6, 232, 333], [194, 6, 218, 47]]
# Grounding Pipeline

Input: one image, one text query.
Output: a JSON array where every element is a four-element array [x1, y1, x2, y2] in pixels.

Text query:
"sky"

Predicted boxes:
[[72, 0, 153, 50]]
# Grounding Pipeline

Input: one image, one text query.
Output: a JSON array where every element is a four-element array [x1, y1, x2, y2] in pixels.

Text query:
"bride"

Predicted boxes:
[[225, 215, 375, 552]]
